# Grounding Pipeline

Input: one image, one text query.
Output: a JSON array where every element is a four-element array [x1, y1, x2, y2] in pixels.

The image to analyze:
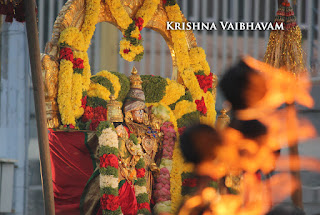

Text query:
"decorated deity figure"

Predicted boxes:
[[122, 67, 163, 199], [82, 68, 165, 215]]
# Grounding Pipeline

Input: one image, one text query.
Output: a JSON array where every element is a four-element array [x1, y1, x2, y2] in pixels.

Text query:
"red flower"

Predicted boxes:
[[100, 154, 109, 168], [138, 34, 142, 40], [138, 202, 151, 211], [196, 73, 213, 93], [81, 96, 87, 109], [123, 49, 130, 54], [69, 124, 75, 129], [100, 154, 118, 169], [195, 97, 207, 115], [182, 178, 198, 187], [73, 58, 84, 69], [82, 106, 94, 122], [136, 168, 146, 178], [108, 154, 119, 168], [59, 47, 73, 62], [134, 17, 144, 31], [162, 0, 167, 5], [100, 194, 120, 211]]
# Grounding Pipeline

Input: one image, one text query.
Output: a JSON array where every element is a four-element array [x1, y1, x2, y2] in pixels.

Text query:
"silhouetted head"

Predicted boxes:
[[180, 124, 222, 164], [219, 60, 267, 110]]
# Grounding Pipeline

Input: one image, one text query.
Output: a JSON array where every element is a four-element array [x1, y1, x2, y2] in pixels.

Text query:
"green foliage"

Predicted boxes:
[[137, 209, 151, 215], [195, 70, 206, 76], [169, 91, 193, 110], [110, 71, 130, 102], [177, 111, 200, 128], [91, 75, 115, 95], [135, 178, 146, 186], [136, 193, 149, 204], [134, 52, 144, 62], [135, 158, 146, 169], [124, 22, 143, 46], [130, 134, 139, 145], [74, 68, 84, 75], [86, 96, 108, 108], [100, 166, 118, 177], [76, 119, 91, 130], [96, 121, 115, 137], [100, 187, 118, 196], [102, 208, 122, 215], [99, 146, 119, 157], [141, 75, 167, 103]]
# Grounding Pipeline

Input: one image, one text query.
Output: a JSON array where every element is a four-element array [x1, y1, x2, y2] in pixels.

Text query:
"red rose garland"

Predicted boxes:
[[195, 97, 207, 115], [195, 73, 214, 93], [59, 47, 74, 62]]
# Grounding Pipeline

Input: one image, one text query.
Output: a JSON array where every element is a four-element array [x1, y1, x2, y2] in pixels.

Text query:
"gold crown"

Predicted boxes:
[[130, 67, 143, 90], [107, 95, 124, 123]]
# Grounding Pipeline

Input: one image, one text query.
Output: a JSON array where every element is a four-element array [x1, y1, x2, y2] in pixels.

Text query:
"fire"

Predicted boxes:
[[183, 57, 320, 215]]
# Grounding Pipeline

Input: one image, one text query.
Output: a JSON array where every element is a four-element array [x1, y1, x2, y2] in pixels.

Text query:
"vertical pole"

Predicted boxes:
[[287, 104, 303, 209], [25, 0, 55, 215]]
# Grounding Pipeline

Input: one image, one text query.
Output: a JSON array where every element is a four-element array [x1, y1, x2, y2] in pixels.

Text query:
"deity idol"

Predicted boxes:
[[82, 68, 164, 215]]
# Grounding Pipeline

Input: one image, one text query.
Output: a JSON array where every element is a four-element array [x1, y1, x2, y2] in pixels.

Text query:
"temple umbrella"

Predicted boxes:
[[264, 0, 305, 209]]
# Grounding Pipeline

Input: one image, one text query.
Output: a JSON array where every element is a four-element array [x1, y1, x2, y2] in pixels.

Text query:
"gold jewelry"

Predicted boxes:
[[107, 94, 124, 123], [130, 67, 143, 89]]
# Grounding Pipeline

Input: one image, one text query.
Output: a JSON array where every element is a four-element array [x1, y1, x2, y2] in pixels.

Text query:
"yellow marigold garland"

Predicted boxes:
[[57, 60, 75, 125], [173, 100, 197, 120], [81, 0, 101, 49], [71, 73, 85, 119], [189, 47, 211, 75], [87, 83, 111, 101], [96, 70, 121, 99], [136, 0, 161, 27], [106, 0, 132, 30], [58, 27, 86, 51], [119, 40, 144, 62], [160, 79, 185, 106]]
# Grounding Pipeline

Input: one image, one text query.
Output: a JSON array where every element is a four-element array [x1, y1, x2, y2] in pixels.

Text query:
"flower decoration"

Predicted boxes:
[[195, 71, 214, 93], [195, 97, 207, 115], [59, 47, 74, 62], [97, 123, 122, 215]]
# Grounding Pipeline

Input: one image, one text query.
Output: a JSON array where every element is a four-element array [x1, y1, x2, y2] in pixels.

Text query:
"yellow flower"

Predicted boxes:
[[200, 91, 217, 127], [71, 73, 84, 120], [74, 51, 91, 92], [173, 100, 197, 120], [58, 27, 86, 51], [81, 0, 101, 49], [106, 0, 132, 30], [135, 0, 160, 27], [96, 70, 121, 99], [189, 47, 211, 75], [87, 83, 111, 101], [160, 79, 185, 106], [57, 60, 75, 125], [119, 40, 144, 62], [131, 27, 141, 39]]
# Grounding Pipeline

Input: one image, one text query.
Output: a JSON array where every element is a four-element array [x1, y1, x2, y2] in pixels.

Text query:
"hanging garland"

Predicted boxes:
[[57, 0, 101, 126], [153, 121, 176, 214], [97, 122, 122, 215], [107, 0, 160, 62]]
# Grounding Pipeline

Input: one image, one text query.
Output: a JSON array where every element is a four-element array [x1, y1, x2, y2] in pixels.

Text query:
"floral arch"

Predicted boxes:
[[41, 0, 218, 213]]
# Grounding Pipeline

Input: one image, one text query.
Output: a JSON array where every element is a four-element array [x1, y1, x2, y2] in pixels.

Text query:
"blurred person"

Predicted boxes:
[[178, 124, 227, 215]]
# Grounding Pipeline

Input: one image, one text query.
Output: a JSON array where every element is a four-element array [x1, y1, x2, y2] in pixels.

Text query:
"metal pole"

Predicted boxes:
[[25, 0, 56, 214]]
